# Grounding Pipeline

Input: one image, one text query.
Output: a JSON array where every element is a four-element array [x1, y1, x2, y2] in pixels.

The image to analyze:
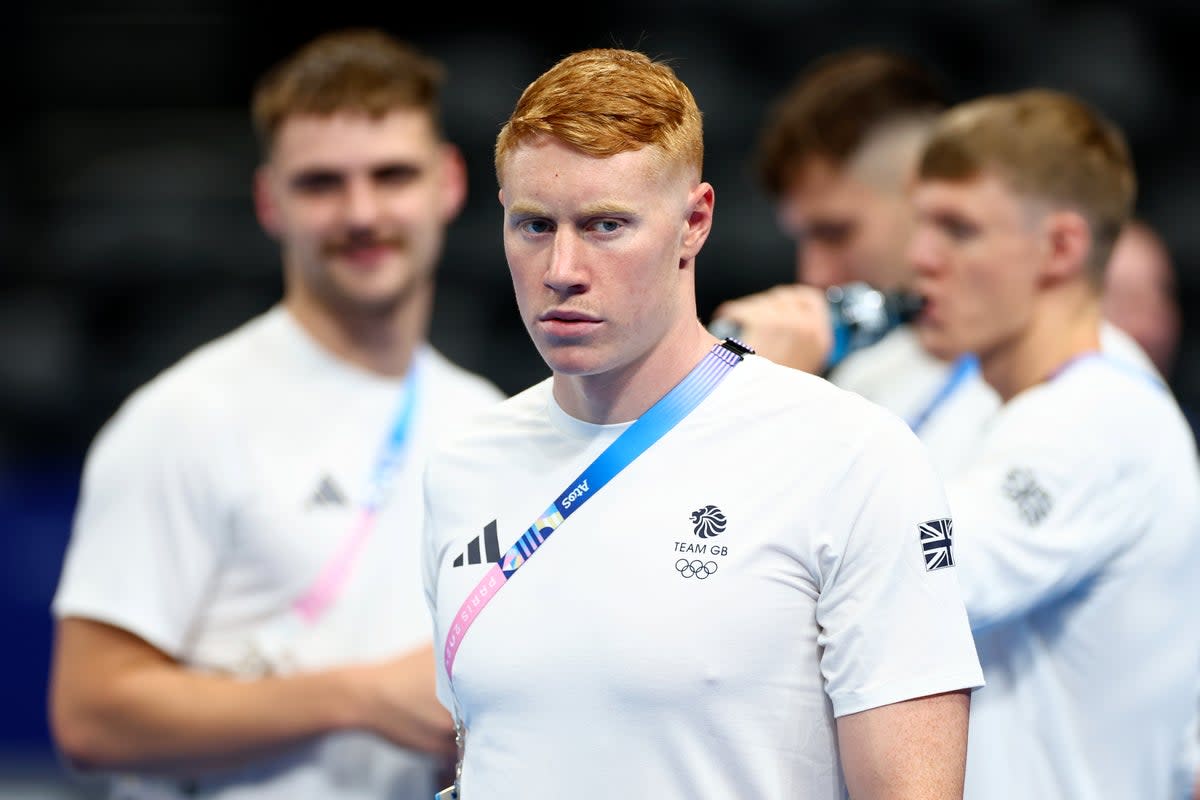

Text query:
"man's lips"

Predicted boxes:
[[336, 243, 395, 266], [537, 311, 602, 336], [914, 294, 940, 325], [539, 310, 600, 323]]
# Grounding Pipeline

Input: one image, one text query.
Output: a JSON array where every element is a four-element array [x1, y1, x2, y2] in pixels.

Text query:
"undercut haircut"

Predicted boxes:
[[755, 48, 948, 199], [494, 48, 704, 185]]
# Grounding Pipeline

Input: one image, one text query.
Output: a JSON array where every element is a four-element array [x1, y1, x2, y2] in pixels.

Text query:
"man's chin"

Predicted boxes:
[[329, 272, 427, 315], [534, 340, 605, 377], [915, 327, 963, 363]]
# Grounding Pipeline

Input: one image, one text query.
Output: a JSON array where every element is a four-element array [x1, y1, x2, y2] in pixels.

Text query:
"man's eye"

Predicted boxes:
[[943, 220, 977, 241], [522, 219, 552, 235], [808, 222, 853, 245], [292, 174, 341, 193], [375, 165, 419, 185]]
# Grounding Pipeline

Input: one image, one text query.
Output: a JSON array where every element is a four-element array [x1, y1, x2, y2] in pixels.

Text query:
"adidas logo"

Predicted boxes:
[[307, 475, 348, 508], [453, 520, 502, 567]]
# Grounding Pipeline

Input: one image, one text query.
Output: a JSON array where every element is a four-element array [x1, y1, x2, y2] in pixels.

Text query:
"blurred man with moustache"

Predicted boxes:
[[48, 28, 504, 800]]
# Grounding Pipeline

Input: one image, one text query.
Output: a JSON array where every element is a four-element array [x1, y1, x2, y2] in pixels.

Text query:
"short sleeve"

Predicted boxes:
[[51, 383, 234, 656], [815, 412, 984, 717]]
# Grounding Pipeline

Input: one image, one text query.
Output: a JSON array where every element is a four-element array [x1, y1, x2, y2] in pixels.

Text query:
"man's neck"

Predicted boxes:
[[552, 321, 716, 425], [283, 285, 431, 378], [980, 295, 1101, 403]]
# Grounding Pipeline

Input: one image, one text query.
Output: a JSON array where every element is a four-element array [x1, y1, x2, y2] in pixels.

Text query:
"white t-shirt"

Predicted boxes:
[[53, 305, 505, 799], [422, 352, 984, 800], [828, 321, 1161, 475], [946, 353, 1200, 800]]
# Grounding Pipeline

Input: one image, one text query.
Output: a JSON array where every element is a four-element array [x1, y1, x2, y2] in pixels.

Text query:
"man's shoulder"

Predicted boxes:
[[78, 311, 280, 471], [828, 325, 947, 394], [114, 311, 277, 419], [998, 353, 1193, 468], [420, 346, 508, 406], [425, 377, 552, 461], [741, 353, 890, 408], [1099, 320, 1163, 383], [731, 354, 919, 448]]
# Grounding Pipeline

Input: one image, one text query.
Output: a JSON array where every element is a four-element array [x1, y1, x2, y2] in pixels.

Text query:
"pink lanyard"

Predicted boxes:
[[293, 361, 421, 623]]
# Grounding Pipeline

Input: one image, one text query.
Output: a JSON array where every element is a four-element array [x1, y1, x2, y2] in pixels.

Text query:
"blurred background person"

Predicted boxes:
[[1102, 217, 1199, 448], [1104, 218, 1200, 799], [752, 48, 945, 293], [1104, 218, 1182, 378], [710, 47, 1160, 476], [709, 47, 1000, 474], [46, 28, 504, 800], [907, 86, 1200, 800]]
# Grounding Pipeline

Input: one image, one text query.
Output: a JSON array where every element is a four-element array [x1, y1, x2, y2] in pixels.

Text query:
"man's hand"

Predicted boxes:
[[710, 284, 833, 374], [346, 644, 457, 758]]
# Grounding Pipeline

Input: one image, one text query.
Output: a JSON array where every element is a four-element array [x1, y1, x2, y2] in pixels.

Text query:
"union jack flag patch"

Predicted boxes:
[[919, 518, 954, 571]]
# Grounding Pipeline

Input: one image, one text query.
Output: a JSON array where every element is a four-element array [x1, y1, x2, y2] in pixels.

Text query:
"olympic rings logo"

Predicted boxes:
[[675, 559, 718, 579]]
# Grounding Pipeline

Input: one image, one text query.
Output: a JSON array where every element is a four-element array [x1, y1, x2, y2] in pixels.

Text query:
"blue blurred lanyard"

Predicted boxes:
[[293, 358, 421, 623], [907, 353, 978, 435]]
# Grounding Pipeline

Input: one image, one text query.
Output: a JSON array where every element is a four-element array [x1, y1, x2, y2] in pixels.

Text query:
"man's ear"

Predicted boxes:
[[253, 165, 281, 238], [440, 143, 468, 222], [1040, 209, 1091, 285], [680, 181, 715, 265]]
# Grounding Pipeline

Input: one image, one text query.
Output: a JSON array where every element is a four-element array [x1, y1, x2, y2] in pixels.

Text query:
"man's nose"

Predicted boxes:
[[543, 231, 588, 292], [343, 178, 382, 227], [797, 242, 849, 289], [906, 226, 943, 279]]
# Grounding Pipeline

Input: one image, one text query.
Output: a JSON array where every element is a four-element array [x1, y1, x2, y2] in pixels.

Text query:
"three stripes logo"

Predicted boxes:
[[453, 520, 502, 567], [307, 475, 347, 508], [919, 517, 954, 571]]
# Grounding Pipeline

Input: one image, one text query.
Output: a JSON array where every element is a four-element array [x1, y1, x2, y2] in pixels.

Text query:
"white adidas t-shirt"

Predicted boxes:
[[828, 321, 1161, 475], [946, 354, 1200, 800], [53, 305, 505, 799], [422, 352, 984, 800]]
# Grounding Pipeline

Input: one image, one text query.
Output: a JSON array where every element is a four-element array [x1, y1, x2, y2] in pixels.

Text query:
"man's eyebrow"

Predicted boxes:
[[504, 199, 637, 219], [504, 200, 546, 217], [580, 201, 636, 216], [288, 167, 344, 185], [371, 160, 421, 175]]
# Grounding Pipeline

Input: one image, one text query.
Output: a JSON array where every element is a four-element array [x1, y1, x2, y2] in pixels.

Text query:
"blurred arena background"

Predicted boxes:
[[2, 1, 1197, 794]]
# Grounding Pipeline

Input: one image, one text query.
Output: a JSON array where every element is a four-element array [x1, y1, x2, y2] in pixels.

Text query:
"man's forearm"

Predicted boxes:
[[51, 618, 365, 776]]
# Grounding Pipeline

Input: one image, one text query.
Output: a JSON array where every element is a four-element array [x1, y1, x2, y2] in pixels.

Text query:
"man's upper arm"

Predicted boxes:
[[837, 689, 971, 800], [49, 616, 176, 767], [947, 430, 1133, 631], [53, 384, 229, 657]]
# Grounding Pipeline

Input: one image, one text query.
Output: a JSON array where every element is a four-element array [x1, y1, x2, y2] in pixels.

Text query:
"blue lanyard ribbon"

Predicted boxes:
[[293, 357, 421, 622], [907, 353, 978, 434], [444, 339, 750, 676]]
